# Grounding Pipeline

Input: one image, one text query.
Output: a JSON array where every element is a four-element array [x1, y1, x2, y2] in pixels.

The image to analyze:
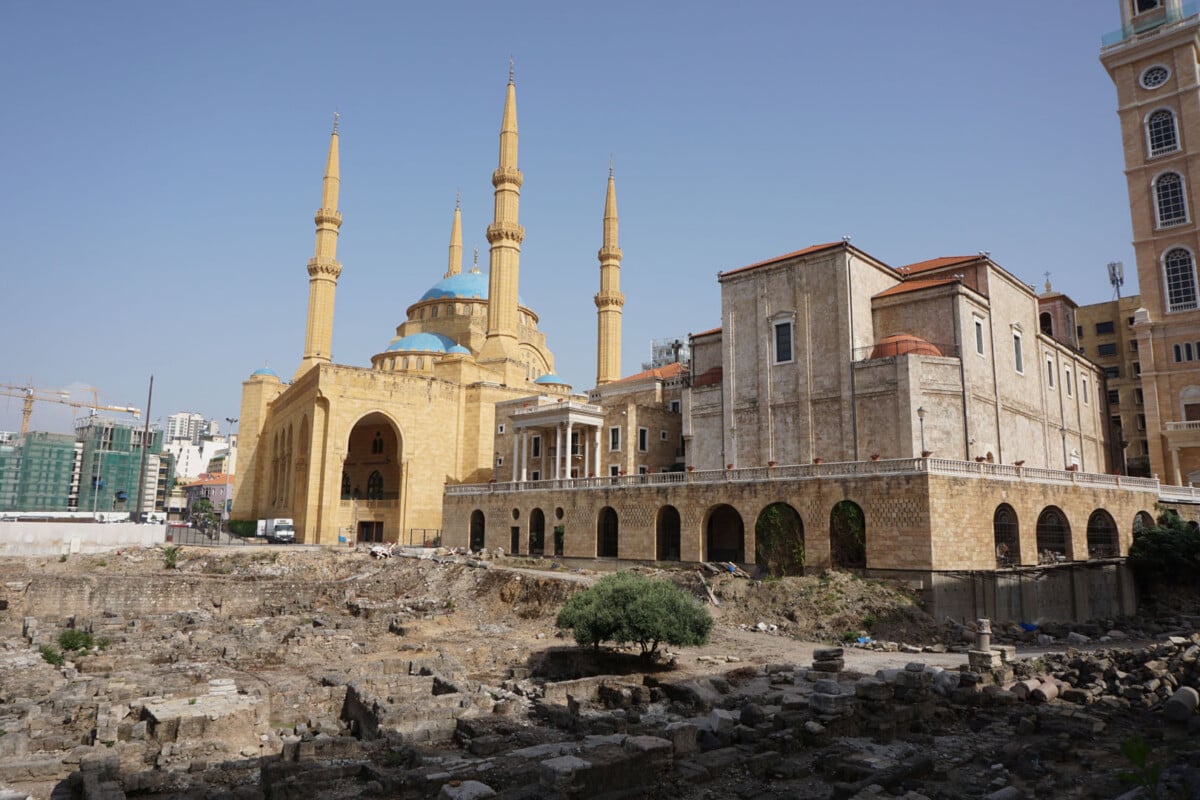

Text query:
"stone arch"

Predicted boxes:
[[656, 505, 682, 561], [755, 502, 805, 577], [597, 506, 619, 558], [1133, 510, 1155, 537], [993, 503, 1019, 567], [342, 410, 404, 522], [529, 508, 546, 556], [469, 510, 485, 551], [1086, 509, 1120, 559], [829, 500, 866, 569], [1036, 506, 1072, 564], [705, 504, 745, 563]]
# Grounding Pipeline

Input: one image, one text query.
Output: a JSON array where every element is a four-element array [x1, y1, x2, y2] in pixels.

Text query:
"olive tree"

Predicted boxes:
[[555, 572, 713, 660]]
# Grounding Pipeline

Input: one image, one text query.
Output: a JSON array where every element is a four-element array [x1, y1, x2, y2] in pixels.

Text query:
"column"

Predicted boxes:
[[555, 424, 563, 480], [519, 429, 528, 482], [594, 427, 601, 477], [511, 429, 519, 483], [1172, 447, 1183, 486], [566, 421, 574, 479]]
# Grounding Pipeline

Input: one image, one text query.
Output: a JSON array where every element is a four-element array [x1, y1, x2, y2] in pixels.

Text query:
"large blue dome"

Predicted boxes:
[[419, 271, 525, 305], [385, 332, 470, 354]]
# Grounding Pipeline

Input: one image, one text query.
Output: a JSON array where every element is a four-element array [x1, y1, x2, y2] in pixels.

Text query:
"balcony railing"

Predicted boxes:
[[1102, 2, 1198, 47], [1165, 421, 1200, 432]]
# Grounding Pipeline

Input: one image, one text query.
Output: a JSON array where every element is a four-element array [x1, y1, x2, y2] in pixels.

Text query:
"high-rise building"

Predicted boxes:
[[166, 412, 206, 445], [1076, 294, 1149, 475], [1101, 0, 1200, 483], [75, 417, 165, 515]]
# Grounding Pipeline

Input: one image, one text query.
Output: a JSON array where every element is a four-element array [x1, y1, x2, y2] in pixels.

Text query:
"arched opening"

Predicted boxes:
[[343, 412, 402, 543], [597, 507, 619, 558], [529, 508, 546, 556], [656, 505, 681, 561], [993, 504, 1019, 567], [1087, 509, 1120, 559], [1039, 311, 1054, 337], [755, 502, 805, 577], [469, 510, 485, 551], [829, 500, 866, 569], [1133, 510, 1155, 537], [706, 504, 745, 563], [1036, 506, 1072, 564]]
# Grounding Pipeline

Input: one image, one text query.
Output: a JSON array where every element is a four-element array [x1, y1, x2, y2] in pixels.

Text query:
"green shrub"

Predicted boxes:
[[229, 519, 257, 538], [555, 572, 713, 659], [162, 545, 180, 570], [57, 629, 95, 652], [1128, 508, 1200, 585], [39, 645, 64, 666]]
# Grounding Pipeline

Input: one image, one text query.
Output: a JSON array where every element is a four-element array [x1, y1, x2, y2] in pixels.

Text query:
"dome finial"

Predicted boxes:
[[509, 55, 514, 84], [332, 110, 339, 134], [456, 188, 461, 209], [471, 247, 481, 274], [609, 154, 614, 178]]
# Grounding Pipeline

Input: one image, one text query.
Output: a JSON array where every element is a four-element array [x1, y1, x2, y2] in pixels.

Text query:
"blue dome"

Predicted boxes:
[[250, 367, 279, 378], [419, 271, 525, 305], [534, 373, 567, 385], [385, 332, 465, 353]]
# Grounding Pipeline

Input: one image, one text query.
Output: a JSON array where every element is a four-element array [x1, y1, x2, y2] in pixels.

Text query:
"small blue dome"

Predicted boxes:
[[534, 373, 567, 385], [385, 332, 464, 353], [419, 271, 525, 305], [250, 367, 279, 378]]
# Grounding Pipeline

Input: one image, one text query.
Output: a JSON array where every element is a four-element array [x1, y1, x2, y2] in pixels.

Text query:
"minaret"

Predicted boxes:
[[595, 162, 624, 386], [478, 63, 527, 372], [445, 193, 463, 278], [296, 115, 343, 378]]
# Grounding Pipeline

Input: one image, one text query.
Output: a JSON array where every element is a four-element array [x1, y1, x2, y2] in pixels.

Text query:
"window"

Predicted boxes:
[[609, 465, 620, 477], [1135, 0, 1162, 16], [1046, 356, 1055, 388], [773, 320, 794, 364], [1013, 333, 1024, 373], [1165, 248, 1199, 311], [497, 424, 506, 434], [1128, 316, 1136, 326], [1108, 389, 1120, 406], [1082, 377, 1090, 404], [974, 317, 985, 355], [1135, 362, 1142, 376], [430, 305, 439, 318], [660, 429, 669, 441], [1065, 368, 1073, 397], [367, 471, 383, 499], [638, 427, 649, 452], [670, 400, 681, 413], [496, 456, 504, 466], [1098, 343, 1118, 357], [1148, 109, 1180, 156], [1104, 366, 1121, 379], [1155, 173, 1188, 227], [1130, 340, 1139, 352], [609, 427, 621, 451], [1040, 312, 1054, 337], [1135, 388, 1144, 405], [1076, 325, 1084, 338], [1137, 414, 1147, 431], [531, 435, 541, 458], [1174, 343, 1182, 362], [1190, 343, 1196, 361], [638, 465, 648, 475], [530, 470, 540, 481], [1095, 321, 1115, 335], [571, 431, 581, 456]]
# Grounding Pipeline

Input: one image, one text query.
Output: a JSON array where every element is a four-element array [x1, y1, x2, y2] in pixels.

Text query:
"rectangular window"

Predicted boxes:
[[638, 427, 649, 452], [1128, 316, 1136, 326], [530, 470, 540, 481], [974, 317, 985, 355], [1135, 362, 1142, 376], [609, 427, 621, 451], [571, 431, 581, 456], [1046, 356, 1055, 388], [496, 456, 504, 466], [1065, 368, 1073, 396], [1111, 415, 1123, 432], [1095, 321, 1115, 335], [1175, 343, 1183, 362], [1137, 414, 1146, 431], [1135, 388, 1144, 405], [609, 465, 620, 477], [1108, 389, 1120, 406], [660, 430, 669, 441], [1097, 343, 1118, 356], [1013, 333, 1024, 373], [1130, 340, 1139, 352], [497, 423, 506, 434], [1104, 366, 1120, 379], [1189, 343, 1195, 361], [531, 435, 541, 458], [1082, 377, 1090, 404], [774, 321, 794, 364], [638, 465, 648, 475], [670, 400, 681, 413], [1076, 325, 1084, 338]]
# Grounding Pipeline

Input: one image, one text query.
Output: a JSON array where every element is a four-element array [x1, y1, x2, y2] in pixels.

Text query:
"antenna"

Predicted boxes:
[[1107, 260, 1124, 299]]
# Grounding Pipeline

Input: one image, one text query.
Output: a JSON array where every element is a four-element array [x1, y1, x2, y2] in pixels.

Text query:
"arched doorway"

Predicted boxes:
[[1036, 506, 1071, 564], [829, 500, 866, 569], [706, 504, 744, 563], [656, 505, 681, 561], [755, 502, 804, 576], [1133, 510, 1155, 537], [993, 504, 1019, 567], [469, 510, 485, 551], [343, 413, 402, 543], [529, 508, 546, 556], [597, 507, 619, 558], [1086, 510, 1119, 559]]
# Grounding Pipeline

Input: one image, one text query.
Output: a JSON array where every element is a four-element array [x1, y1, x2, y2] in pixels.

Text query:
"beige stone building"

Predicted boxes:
[[684, 243, 1109, 473], [1102, 0, 1200, 484], [233, 76, 632, 545]]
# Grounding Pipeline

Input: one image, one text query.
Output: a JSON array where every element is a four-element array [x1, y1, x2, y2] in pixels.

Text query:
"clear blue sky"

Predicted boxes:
[[0, 1, 1137, 435]]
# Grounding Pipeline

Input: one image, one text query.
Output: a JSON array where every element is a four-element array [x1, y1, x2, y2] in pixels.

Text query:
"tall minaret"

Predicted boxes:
[[478, 63, 526, 371], [296, 115, 343, 378], [445, 193, 463, 278], [595, 163, 624, 386]]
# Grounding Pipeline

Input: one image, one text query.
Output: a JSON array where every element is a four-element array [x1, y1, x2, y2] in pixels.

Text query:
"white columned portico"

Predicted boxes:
[[504, 397, 606, 483]]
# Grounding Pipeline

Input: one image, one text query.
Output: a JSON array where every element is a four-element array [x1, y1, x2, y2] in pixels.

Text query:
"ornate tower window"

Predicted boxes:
[[1154, 172, 1188, 227], [1164, 248, 1199, 311], [1147, 109, 1179, 156], [367, 470, 384, 499]]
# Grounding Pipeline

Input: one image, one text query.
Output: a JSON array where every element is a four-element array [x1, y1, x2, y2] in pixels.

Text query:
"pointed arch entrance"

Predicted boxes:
[[343, 412, 403, 543], [755, 502, 804, 576], [706, 504, 744, 563]]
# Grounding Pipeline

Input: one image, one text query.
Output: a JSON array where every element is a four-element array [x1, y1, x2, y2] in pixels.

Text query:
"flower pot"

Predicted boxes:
[[921, 451, 933, 458], [870, 454, 880, 461], [812, 458, 823, 465], [767, 461, 777, 468]]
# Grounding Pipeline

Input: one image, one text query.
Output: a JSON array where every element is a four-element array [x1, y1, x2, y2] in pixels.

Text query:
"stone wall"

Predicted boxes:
[[0, 522, 165, 557]]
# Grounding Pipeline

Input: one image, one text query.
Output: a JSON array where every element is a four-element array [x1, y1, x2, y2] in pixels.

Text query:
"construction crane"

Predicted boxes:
[[0, 382, 141, 436]]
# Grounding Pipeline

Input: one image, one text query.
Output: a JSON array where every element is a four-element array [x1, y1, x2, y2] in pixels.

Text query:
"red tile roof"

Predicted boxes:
[[719, 242, 845, 278], [690, 327, 722, 339], [895, 255, 980, 276], [874, 276, 959, 298], [609, 362, 687, 386], [184, 473, 232, 488]]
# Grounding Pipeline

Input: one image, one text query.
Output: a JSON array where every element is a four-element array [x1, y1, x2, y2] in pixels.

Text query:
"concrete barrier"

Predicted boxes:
[[0, 521, 166, 557]]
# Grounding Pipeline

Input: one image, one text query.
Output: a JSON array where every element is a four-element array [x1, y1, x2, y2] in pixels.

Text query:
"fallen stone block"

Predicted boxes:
[[437, 780, 497, 799], [1163, 686, 1199, 723]]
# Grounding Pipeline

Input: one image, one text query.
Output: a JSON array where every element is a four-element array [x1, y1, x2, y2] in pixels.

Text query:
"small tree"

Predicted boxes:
[[1129, 507, 1200, 585], [190, 498, 217, 533], [555, 572, 713, 660]]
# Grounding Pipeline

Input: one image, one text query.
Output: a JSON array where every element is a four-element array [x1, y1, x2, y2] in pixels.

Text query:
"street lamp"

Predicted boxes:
[[916, 406, 927, 456], [224, 417, 237, 534]]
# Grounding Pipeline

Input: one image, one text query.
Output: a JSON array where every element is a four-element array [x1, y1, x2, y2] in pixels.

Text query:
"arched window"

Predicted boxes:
[[371, 432, 383, 455], [1087, 510, 1120, 559], [1039, 311, 1054, 337], [993, 504, 1019, 567], [469, 510, 486, 551], [366, 470, 383, 499], [1164, 248, 1199, 311], [1155, 172, 1188, 227], [1147, 109, 1179, 156], [1036, 506, 1071, 564], [755, 503, 805, 577]]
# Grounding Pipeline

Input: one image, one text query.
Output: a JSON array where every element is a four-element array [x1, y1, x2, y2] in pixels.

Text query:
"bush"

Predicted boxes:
[[229, 519, 257, 538], [555, 572, 713, 659], [39, 644, 65, 666], [162, 545, 180, 570], [1128, 508, 1200, 585], [58, 629, 95, 652]]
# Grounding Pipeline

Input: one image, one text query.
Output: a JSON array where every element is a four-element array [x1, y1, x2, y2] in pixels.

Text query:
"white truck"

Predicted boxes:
[[256, 518, 296, 543]]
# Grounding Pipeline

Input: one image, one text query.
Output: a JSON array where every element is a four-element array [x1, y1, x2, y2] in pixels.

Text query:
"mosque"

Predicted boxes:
[[232, 73, 638, 545]]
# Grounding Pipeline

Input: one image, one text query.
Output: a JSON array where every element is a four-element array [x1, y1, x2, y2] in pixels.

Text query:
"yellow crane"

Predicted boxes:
[[0, 382, 141, 436]]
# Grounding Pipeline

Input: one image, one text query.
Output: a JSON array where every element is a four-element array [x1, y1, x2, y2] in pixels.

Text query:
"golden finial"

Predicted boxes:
[[1044, 271, 1052, 292], [609, 154, 614, 178], [471, 247, 480, 273], [332, 110, 339, 134], [456, 189, 461, 209], [509, 56, 514, 84]]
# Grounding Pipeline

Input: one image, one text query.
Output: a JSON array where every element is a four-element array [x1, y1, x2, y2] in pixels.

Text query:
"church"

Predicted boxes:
[[233, 73, 624, 545]]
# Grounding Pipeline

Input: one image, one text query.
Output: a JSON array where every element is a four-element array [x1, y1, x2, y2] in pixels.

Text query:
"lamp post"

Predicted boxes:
[[916, 406, 927, 456], [224, 417, 237, 535]]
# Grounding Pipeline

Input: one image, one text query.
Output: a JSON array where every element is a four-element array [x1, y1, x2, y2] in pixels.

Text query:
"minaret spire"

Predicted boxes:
[[595, 163, 625, 386], [478, 64, 527, 374], [445, 196, 463, 278], [297, 119, 344, 378]]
